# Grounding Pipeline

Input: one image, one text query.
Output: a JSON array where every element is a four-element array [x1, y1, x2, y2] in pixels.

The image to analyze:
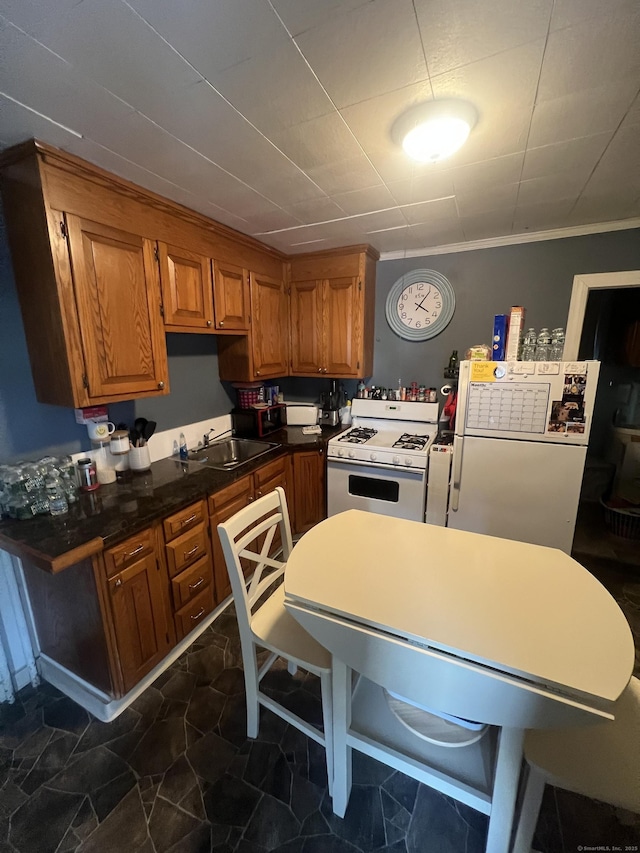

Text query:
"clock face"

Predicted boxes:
[[385, 270, 455, 341]]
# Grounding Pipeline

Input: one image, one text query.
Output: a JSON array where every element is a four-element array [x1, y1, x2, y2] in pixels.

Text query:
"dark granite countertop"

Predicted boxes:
[[0, 426, 345, 571]]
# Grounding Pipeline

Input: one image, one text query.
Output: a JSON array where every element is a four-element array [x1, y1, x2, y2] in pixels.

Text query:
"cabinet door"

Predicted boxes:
[[209, 475, 254, 601], [107, 552, 172, 693], [65, 215, 169, 400], [292, 449, 326, 535], [158, 242, 214, 331], [213, 260, 249, 331], [250, 272, 289, 378], [290, 279, 323, 375], [324, 276, 361, 376]]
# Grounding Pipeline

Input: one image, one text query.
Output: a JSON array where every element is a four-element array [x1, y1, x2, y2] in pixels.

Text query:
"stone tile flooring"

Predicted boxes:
[[1, 562, 639, 853]]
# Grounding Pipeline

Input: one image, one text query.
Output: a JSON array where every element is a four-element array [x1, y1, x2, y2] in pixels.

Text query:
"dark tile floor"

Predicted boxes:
[[1, 555, 640, 853]]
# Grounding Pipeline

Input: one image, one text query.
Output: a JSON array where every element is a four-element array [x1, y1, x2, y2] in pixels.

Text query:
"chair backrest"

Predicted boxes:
[[217, 486, 294, 635]]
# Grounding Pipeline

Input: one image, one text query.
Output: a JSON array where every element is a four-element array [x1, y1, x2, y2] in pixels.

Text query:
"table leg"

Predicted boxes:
[[485, 726, 525, 853], [331, 656, 352, 818]]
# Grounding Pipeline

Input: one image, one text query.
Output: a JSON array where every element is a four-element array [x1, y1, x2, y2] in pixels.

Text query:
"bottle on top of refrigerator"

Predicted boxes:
[[550, 328, 565, 361], [521, 328, 537, 361], [535, 328, 552, 361]]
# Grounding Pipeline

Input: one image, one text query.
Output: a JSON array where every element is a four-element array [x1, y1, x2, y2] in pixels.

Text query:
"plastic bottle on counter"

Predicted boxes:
[[179, 432, 188, 461], [46, 474, 68, 516], [357, 380, 366, 399], [535, 328, 552, 361], [550, 327, 565, 361], [521, 328, 537, 361]]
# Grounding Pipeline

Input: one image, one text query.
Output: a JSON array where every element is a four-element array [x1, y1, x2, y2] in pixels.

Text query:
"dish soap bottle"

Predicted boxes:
[[179, 432, 188, 461]]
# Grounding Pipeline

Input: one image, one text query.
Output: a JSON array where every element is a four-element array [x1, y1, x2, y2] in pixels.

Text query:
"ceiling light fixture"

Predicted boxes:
[[392, 99, 478, 164]]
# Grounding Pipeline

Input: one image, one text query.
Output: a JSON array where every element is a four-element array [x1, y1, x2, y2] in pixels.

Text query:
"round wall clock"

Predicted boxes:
[[385, 269, 455, 341]]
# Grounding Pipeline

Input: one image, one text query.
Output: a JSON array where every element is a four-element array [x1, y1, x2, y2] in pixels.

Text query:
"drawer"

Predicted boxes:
[[163, 500, 207, 542], [171, 554, 213, 609], [208, 474, 253, 515], [253, 456, 286, 491], [104, 528, 155, 578], [165, 522, 208, 578], [174, 584, 214, 641]]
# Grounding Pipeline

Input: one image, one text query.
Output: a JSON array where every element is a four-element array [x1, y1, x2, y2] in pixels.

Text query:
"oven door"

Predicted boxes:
[[327, 459, 426, 522]]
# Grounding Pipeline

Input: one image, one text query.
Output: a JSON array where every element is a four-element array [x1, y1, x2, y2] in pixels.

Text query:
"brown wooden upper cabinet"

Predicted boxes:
[[212, 259, 250, 331], [217, 270, 289, 381], [159, 242, 214, 332], [289, 246, 378, 379]]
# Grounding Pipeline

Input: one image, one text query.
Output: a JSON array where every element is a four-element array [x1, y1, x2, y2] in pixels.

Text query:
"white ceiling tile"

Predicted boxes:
[[567, 193, 640, 226], [26, 0, 201, 116], [295, 0, 428, 109], [513, 199, 575, 231], [460, 209, 516, 242], [330, 185, 397, 216], [284, 197, 347, 224], [528, 79, 639, 148], [0, 93, 79, 149], [455, 183, 519, 217], [537, 13, 640, 103], [251, 167, 327, 208], [400, 196, 458, 226], [387, 171, 455, 205], [550, 0, 639, 32], [0, 0, 83, 31], [126, 0, 287, 77], [517, 171, 588, 207], [305, 154, 383, 196], [270, 112, 365, 171], [414, 0, 552, 77], [522, 134, 612, 181], [450, 153, 525, 194], [242, 208, 303, 235], [620, 92, 640, 130], [586, 126, 640, 191], [271, 0, 373, 37], [209, 38, 335, 136]]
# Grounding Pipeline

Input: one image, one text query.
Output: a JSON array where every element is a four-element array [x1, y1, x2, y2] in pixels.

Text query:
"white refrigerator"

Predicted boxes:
[[445, 359, 600, 553]]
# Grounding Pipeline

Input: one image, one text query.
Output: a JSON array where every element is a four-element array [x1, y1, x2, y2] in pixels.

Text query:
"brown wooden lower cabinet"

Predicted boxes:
[[291, 447, 326, 535]]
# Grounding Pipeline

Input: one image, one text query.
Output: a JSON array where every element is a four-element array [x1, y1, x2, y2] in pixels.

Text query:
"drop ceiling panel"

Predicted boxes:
[[550, 0, 639, 33], [450, 153, 525, 194], [127, 0, 288, 78], [330, 185, 397, 216], [400, 196, 459, 226], [284, 197, 348, 224], [270, 112, 366, 172], [271, 0, 374, 38], [305, 155, 383, 196], [295, 0, 429, 109], [460, 209, 517, 242], [455, 183, 519, 218], [387, 171, 455, 205], [517, 171, 589, 207], [414, 0, 552, 77], [513, 199, 576, 231], [522, 134, 612, 180]]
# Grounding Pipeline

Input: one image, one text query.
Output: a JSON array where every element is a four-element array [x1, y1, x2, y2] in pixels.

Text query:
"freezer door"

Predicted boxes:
[[448, 435, 587, 552]]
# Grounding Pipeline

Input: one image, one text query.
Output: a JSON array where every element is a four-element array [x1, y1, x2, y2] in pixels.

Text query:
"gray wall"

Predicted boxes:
[[1, 186, 639, 466], [372, 228, 640, 392]]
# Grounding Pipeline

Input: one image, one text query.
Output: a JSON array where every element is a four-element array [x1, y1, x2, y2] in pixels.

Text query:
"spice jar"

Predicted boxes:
[[77, 457, 99, 492]]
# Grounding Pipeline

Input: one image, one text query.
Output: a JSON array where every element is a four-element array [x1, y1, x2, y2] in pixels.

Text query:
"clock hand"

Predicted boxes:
[[414, 302, 429, 311], [414, 286, 432, 311]]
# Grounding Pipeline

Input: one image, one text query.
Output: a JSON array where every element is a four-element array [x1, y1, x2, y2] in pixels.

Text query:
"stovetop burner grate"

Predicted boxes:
[[392, 433, 430, 451], [338, 427, 377, 444]]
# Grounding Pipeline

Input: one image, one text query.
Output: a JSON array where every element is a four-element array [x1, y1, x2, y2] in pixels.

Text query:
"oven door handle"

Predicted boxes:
[[328, 457, 424, 475]]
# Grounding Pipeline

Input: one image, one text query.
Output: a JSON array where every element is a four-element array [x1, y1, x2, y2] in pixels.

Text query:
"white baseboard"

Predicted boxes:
[[38, 595, 232, 721]]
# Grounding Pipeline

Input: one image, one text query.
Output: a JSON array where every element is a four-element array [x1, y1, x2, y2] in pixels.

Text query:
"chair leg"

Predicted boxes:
[[244, 642, 261, 739], [320, 669, 333, 796], [512, 766, 546, 853], [287, 660, 298, 676], [331, 657, 352, 817]]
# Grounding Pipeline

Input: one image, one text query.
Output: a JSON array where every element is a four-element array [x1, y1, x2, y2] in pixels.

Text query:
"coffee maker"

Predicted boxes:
[[320, 380, 343, 428]]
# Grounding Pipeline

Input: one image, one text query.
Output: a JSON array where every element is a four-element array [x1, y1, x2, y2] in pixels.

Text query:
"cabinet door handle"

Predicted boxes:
[[190, 607, 205, 621], [256, 490, 262, 498], [184, 544, 200, 559], [126, 544, 144, 559], [247, 495, 255, 503], [158, 381, 165, 390], [256, 371, 261, 376], [206, 320, 212, 327], [188, 576, 205, 591], [180, 514, 197, 527], [219, 320, 224, 327], [111, 576, 123, 591]]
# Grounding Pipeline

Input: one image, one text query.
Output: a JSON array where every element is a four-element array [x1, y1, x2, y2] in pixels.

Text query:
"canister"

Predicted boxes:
[[77, 457, 99, 491]]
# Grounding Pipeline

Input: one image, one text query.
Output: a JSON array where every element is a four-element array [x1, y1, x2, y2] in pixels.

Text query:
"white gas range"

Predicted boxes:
[[327, 399, 439, 522]]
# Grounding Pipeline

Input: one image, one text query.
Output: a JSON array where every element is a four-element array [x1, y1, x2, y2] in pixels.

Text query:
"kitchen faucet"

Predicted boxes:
[[202, 427, 233, 447]]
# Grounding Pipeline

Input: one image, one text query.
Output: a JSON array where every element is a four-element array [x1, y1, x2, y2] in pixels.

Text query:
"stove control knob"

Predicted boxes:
[[404, 457, 413, 467], [370, 452, 377, 462], [348, 450, 356, 459], [337, 448, 345, 457], [393, 455, 401, 465]]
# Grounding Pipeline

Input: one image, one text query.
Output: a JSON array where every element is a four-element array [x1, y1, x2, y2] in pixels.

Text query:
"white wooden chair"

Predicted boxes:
[[217, 486, 333, 792], [513, 675, 640, 853]]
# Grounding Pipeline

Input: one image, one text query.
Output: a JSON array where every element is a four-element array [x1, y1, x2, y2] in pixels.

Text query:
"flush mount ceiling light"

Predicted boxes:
[[392, 99, 478, 163]]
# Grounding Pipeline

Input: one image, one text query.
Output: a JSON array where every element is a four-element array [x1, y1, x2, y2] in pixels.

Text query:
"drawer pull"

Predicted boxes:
[[190, 607, 205, 621], [180, 514, 197, 527], [184, 545, 200, 559], [126, 544, 145, 559], [188, 576, 205, 591], [114, 577, 122, 589]]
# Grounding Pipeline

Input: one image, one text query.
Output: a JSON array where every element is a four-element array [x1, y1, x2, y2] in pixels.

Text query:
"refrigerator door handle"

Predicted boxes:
[[450, 438, 464, 512]]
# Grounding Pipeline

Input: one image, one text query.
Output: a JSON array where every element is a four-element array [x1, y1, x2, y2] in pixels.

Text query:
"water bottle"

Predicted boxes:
[[535, 328, 552, 361], [521, 328, 537, 361], [46, 474, 68, 516], [550, 327, 565, 361]]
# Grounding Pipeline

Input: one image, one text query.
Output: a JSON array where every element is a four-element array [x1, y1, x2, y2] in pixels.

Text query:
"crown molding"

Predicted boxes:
[[379, 217, 640, 261]]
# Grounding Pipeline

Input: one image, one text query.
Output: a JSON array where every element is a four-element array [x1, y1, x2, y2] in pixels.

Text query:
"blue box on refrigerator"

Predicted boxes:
[[492, 314, 509, 360]]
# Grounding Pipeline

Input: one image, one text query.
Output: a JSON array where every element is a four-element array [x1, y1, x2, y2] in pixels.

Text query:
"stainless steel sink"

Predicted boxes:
[[187, 437, 277, 470]]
